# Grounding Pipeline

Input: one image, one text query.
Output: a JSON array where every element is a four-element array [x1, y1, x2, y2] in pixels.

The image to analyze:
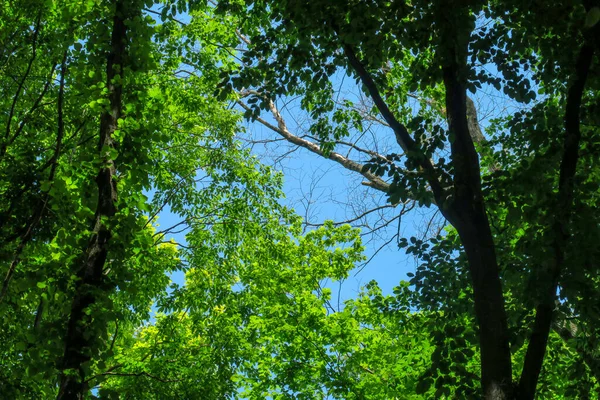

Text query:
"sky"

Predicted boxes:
[[155, 129, 420, 305], [238, 110, 422, 302], [148, 4, 534, 309], [143, 5, 426, 306], [156, 93, 436, 308]]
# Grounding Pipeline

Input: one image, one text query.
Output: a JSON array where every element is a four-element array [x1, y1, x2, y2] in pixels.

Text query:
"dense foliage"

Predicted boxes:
[[0, 0, 599, 399]]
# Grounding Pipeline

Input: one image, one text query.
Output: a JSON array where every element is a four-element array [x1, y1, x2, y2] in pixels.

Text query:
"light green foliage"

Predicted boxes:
[[2, 0, 600, 399], [0, 0, 262, 396]]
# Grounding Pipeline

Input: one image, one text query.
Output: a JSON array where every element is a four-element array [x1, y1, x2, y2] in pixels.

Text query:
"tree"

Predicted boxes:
[[2, 0, 600, 399], [216, 0, 600, 398], [0, 1, 378, 398], [0, 0, 287, 397]]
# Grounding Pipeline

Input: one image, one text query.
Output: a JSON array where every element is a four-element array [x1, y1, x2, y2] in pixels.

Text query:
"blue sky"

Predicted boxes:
[[148, 5, 534, 308], [155, 101, 429, 308], [239, 115, 421, 302], [143, 5, 427, 304]]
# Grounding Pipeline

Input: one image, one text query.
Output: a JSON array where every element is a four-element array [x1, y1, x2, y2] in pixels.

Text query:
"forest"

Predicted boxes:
[[1, 0, 599, 399]]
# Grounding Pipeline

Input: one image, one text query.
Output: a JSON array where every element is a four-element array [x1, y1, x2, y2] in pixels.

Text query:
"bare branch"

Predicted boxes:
[[92, 371, 180, 383], [237, 99, 390, 193], [340, 43, 447, 204], [304, 204, 399, 227]]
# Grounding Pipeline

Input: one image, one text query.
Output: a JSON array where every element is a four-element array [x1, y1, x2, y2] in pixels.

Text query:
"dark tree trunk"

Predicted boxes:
[[442, 64, 513, 399], [57, 2, 127, 399], [322, 3, 596, 398], [339, 17, 513, 396], [516, 31, 595, 400], [454, 219, 513, 398]]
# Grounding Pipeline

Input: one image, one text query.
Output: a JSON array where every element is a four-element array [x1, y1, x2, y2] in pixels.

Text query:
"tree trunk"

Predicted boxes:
[[339, 17, 514, 396], [442, 65, 513, 398], [57, 2, 127, 399], [516, 30, 595, 400], [455, 216, 513, 399]]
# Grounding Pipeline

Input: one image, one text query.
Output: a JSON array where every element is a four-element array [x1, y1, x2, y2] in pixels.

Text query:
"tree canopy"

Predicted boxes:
[[0, 0, 599, 399]]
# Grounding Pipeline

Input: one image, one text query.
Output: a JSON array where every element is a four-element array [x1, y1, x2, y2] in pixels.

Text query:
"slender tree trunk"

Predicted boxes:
[[57, 2, 127, 399], [434, 4, 513, 394], [517, 30, 596, 400]]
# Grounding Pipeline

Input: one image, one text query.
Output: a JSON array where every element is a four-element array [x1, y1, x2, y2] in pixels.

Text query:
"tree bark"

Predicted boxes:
[[442, 63, 512, 399], [57, 2, 127, 399], [340, 26, 513, 397], [517, 32, 595, 400]]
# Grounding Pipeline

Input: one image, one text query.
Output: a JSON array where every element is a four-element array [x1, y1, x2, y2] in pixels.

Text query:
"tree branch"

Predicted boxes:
[[237, 99, 391, 193], [1, 11, 42, 158], [340, 43, 447, 205], [303, 204, 398, 227], [0, 52, 67, 303], [92, 371, 180, 383]]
